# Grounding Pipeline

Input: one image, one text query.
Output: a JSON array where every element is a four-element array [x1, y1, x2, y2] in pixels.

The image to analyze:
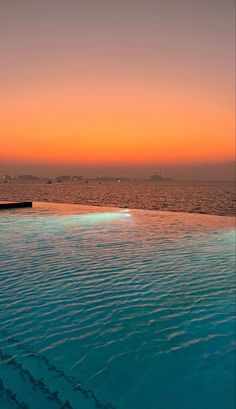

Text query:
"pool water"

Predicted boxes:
[[0, 203, 235, 409]]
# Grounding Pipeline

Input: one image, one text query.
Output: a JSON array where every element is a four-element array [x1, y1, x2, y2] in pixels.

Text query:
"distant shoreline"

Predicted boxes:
[[0, 178, 235, 183]]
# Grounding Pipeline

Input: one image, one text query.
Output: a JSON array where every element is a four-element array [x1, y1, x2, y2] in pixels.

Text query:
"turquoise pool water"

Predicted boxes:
[[0, 203, 235, 409]]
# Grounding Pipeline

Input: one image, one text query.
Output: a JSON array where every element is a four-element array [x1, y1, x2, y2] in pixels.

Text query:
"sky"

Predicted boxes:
[[0, 0, 235, 178]]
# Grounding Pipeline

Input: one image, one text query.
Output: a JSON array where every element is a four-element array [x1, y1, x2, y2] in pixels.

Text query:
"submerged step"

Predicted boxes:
[[0, 379, 29, 409], [0, 330, 115, 409]]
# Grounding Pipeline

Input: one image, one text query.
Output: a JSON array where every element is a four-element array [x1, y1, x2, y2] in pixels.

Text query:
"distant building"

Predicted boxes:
[[55, 175, 72, 182], [0, 174, 13, 180], [18, 174, 39, 180], [150, 170, 172, 181], [96, 176, 127, 181], [150, 170, 163, 181]]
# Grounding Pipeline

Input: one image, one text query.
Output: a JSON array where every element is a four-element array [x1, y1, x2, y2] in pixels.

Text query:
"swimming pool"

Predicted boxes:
[[0, 203, 235, 409]]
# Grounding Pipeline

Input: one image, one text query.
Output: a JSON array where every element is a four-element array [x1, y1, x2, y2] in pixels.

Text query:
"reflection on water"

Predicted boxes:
[[0, 203, 235, 409]]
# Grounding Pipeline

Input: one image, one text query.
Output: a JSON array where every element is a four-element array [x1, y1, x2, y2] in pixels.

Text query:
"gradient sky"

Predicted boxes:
[[0, 0, 235, 174]]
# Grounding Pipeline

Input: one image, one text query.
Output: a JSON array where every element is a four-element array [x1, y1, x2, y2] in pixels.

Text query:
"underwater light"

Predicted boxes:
[[71, 211, 131, 225], [43, 211, 132, 230], [70, 211, 131, 224]]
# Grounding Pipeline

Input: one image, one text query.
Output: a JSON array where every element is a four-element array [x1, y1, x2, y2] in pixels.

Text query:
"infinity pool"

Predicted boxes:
[[0, 203, 235, 409]]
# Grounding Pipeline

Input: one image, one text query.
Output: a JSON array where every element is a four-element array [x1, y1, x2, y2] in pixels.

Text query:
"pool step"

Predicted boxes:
[[0, 378, 29, 409], [0, 332, 115, 409], [0, 348, 72, 409]]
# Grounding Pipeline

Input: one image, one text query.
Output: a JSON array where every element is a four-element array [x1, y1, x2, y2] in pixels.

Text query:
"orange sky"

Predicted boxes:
[[0, 1, 235, 169], [1, 82, 234, 165]]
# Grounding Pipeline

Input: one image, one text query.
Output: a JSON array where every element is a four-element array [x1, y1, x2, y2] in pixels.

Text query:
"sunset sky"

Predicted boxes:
[[0, 0, 235, 176]]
